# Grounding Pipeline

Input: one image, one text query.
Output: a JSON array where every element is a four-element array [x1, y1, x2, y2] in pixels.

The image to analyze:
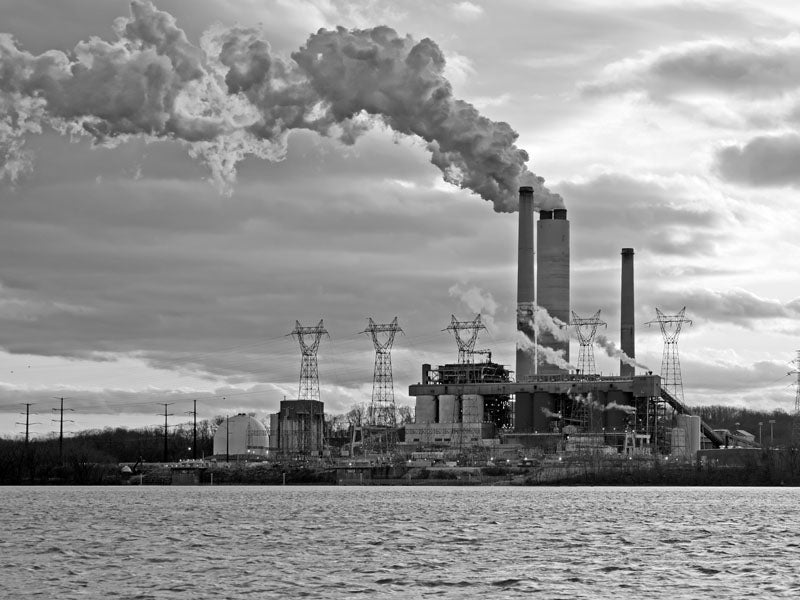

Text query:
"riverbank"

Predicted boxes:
[[4, 450, 800, 485]]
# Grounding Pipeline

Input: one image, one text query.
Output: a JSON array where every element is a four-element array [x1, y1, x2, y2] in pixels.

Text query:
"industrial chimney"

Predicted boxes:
[[536, 208, 570, 373], [620, 248, 635, 377], [516, 186, 535, 382]]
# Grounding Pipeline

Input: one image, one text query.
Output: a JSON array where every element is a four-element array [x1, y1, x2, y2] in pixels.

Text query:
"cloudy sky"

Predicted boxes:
[[2, 0, 800, 438]]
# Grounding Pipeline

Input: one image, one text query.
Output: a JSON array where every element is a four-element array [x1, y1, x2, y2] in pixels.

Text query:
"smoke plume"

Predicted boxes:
[[516, 331, 575, 371], [594, 334, 650, 371], [0, 1, 561, 211], [448, 284, 497, 333], [605, 401, 636, 415]]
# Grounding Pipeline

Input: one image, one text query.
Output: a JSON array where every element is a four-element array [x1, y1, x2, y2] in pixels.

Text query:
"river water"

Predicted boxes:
[[2, 485, 799, 598]]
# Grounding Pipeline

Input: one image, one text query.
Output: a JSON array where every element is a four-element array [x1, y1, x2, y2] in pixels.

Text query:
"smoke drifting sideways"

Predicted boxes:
[[594, 334, 650, 371], [0, 0, 562, 212]]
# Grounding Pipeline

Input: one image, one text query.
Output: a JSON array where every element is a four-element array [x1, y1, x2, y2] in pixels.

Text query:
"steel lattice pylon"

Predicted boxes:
[[791, 351, 800, 445], [444, 314, 486, 364], [571, 310, 606, 375], [647, 307, 692, 403], [289, 320, 329, 401], [362, 317, 403, 428]]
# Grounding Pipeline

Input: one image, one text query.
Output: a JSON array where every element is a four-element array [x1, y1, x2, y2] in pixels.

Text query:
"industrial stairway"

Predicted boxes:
[[659, 388, 725, 448]]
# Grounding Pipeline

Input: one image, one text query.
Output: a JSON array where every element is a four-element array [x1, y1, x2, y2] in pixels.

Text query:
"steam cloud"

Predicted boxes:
[[594, 334, 650, 371], [516, 330, 576, 371], [0, 0, 562, 212]]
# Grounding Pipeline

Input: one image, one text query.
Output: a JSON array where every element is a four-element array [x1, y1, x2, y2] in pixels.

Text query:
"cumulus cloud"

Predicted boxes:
[[715, 133, 800, 187], [0, 0, 561, 211]]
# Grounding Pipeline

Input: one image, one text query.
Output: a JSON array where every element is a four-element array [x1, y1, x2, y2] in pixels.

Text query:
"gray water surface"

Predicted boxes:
[[2, 486, 799, 598]]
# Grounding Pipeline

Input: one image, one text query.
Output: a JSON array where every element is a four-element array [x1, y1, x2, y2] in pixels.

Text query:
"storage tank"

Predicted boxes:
[[213, 414, 268, 457]]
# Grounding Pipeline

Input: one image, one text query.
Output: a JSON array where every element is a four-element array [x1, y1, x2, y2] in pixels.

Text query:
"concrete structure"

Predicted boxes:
[[620, 248, 636, 377], [537, 208, 570, 374], [213, 414, 268, 458], [269, 399, 325, 455], [516, 186, 535, 382]]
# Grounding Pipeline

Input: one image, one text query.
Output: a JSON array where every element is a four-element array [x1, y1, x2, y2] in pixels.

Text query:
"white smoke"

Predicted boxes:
[[532, 305, 569, 342], [594, 334, 650, 371], [448, 284, 497, 333], [516, 330, 575, 371], [0, 1, 559, 211], [540, 407, 562, 419], [605, 401, 636, 415], [572, 392, 602, 411]]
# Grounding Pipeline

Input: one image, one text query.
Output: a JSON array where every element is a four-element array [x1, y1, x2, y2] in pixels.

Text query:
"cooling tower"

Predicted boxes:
[[516, 186, 535, 381], [620, 248, 635, 377], [536, 208, 570, 374]]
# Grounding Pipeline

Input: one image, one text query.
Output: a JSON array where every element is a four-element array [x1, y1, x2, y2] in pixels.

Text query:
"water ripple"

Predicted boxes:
[[2, 486, 800, 598]]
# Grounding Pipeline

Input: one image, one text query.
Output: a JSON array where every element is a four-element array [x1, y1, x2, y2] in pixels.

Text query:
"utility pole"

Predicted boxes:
[[16, 404, 39, 479], [226, 414, 230, 463], [16, 403, 40, 446], [792, 351, 800, 446], [158, 403, 174, 463], [185, 400, 197, 460], [51, 397, 74, 465]]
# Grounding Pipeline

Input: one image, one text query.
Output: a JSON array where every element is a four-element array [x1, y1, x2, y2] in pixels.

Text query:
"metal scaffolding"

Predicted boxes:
[[289, 320, 328, 402], [648, 307, 692, 404]]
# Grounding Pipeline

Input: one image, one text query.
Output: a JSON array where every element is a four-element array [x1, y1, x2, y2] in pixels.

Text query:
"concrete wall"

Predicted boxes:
[[462, 394, 484, 423], [537, 211, 570, 374], [415, 395, 437, 423], [439, 395, 458, 423]]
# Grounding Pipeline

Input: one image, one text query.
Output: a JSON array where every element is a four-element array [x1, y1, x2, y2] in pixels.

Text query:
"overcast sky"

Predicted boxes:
[[2, 0, 800, 438]]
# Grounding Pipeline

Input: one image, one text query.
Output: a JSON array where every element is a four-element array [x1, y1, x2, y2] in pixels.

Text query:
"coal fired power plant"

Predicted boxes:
[[406, 186, 725, 458]]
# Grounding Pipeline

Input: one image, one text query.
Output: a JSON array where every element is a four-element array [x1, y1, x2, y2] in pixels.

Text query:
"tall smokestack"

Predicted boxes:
[[620, 248, 635, 377], [516, 186, 535, 381], [536, 208, 570, 374]]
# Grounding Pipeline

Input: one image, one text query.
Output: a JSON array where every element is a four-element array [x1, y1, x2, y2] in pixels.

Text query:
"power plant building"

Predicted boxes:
[[269, 399, 325, 455]]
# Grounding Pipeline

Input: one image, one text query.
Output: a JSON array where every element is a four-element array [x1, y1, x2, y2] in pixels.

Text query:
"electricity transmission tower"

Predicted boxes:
[[290, 320, 329, 401], [444, 314, 486, 364], [571, 310, 606, 375], [792, 351, 800, 445], [647, 307, 692, 403], [362, 317, 403, 428]]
